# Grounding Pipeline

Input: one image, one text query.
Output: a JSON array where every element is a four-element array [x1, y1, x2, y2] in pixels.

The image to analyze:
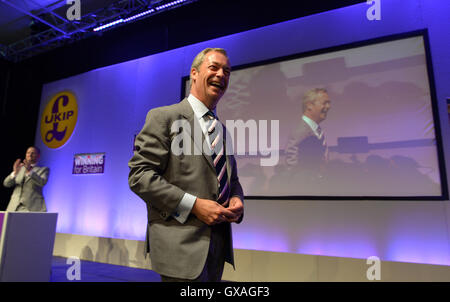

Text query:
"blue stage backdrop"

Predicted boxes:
[[35, 0, 450, 265]]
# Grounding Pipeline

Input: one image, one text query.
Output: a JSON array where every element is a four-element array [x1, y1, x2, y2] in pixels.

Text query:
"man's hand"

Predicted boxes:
[[13, 159, 23, 174], [23, 159, 32, 172], [226, 196, 244, 223], [191, 198, 239, 226]]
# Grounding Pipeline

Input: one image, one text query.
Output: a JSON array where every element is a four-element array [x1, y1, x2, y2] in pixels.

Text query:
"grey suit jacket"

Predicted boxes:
[[285, 118, 327, 171], [3, 165, 50, 212], [128, 98, 244, 280]]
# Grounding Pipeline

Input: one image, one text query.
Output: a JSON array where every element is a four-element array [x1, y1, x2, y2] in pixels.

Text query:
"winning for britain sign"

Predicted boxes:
[[73, 153, 105, 175]]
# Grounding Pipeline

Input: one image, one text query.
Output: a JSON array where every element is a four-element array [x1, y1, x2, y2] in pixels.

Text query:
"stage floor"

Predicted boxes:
[[50, 256, 161, 282]]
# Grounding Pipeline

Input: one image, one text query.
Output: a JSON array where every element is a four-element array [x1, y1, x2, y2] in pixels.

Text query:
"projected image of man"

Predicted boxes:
[[285, 88, 331, 178]]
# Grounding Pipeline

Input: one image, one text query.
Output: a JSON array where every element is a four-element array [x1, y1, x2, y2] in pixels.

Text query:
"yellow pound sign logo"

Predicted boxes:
[[41, 91, 78, 149]]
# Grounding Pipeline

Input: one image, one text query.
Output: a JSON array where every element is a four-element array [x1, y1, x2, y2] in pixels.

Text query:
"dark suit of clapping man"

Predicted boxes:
[[3, 146, 49, 212], [128, 48, 244, 282]]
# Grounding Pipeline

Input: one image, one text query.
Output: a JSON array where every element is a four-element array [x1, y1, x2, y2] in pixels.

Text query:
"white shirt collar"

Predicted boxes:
[[187, 94, 216, 120], [302, 115, 320, 136], [303, 115, 318, 130]]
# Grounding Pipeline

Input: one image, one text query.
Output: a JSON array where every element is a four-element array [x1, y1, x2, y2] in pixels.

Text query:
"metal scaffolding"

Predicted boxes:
[[0, 0, 197, 62]]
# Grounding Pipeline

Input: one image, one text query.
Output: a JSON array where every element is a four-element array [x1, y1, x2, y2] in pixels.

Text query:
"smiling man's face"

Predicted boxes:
[[190, 51, 231, 110], [25, 147, 40, 164], [306, 92, 331, 124]]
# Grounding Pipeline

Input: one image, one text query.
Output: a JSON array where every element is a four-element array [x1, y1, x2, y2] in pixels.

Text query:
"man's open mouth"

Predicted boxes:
[[209, 81, 224, 90]]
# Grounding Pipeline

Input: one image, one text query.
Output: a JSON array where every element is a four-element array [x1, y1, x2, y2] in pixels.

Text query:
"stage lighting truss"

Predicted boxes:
[[0, 0, 198, 62]]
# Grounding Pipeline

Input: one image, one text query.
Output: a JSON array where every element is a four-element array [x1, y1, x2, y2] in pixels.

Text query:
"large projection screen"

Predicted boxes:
[[183, 31, 448, 199]]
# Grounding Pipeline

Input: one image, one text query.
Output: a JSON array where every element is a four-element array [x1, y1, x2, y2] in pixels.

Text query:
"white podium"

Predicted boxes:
[[0, 212, 58, 282]]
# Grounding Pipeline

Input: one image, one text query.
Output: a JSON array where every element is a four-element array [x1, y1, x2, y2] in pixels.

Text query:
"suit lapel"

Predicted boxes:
[[24, 166, 38, 183], [17, 166, 26, 184], [179, 99, 215, 172]]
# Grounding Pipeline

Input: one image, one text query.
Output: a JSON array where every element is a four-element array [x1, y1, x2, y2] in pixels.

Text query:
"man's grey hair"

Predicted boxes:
[[302, 88, 328, 113], [189, 48, 229, 87]]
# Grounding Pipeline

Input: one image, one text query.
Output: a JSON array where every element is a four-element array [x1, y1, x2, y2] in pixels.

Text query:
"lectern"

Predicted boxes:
[[0, 212, 58, 281]]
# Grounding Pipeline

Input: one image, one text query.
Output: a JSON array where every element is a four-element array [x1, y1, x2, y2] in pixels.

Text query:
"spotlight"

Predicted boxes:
[[92, 0, 189, 32], [93, 19, 124, 32]]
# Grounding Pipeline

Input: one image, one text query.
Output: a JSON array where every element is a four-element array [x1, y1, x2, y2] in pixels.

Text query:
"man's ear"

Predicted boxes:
[[190, 68, 198, 82]]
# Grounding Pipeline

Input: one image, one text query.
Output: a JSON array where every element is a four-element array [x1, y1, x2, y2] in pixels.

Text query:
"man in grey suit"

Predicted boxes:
[[285, 88, 331, 171], [3, 146, 50, 212], [128, 48, 244, 282], [283, 88, 331, 189]]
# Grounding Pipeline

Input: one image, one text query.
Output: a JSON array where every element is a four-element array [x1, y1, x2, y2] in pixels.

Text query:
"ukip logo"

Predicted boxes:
[[40, 91, 78, 149]]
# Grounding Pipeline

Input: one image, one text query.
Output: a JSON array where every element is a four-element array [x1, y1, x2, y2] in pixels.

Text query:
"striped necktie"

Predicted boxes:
[[205, 111, 229, 203], [317, 125, 329, 161]]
